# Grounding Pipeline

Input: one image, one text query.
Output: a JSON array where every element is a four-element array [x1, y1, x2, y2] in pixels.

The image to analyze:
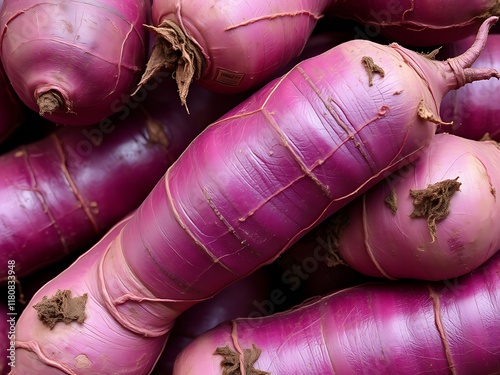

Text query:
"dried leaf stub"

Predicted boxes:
[[136, 20, 203, 112], [214, 344, 269, 375], [409, 177, 461, 242], [33, 289, 88, 329]]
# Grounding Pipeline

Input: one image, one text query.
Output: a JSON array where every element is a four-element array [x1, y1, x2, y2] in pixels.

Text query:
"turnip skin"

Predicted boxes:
[[9, 17, 500, 375], [439, 34, 500, 140], [13, 217, 171, 375], [0, 0, 149, 126], [173, 249, 500, 375], [330, 0, 500, 46], [0, 77, 245, 282], [334, 133, 500, 280], [139, 0, 331, 107]]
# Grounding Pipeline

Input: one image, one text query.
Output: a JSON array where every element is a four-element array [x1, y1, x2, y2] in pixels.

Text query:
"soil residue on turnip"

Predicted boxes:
[[384, 190, 398, 214], [361, 56, 385, 86], [214, 344, 269, 375], [409, 177, 461, 241], [33, 289, 88, 329]]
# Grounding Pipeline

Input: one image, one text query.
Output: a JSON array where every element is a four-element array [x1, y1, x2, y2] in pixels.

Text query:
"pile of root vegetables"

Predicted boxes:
[[1, 1, 500, 374]]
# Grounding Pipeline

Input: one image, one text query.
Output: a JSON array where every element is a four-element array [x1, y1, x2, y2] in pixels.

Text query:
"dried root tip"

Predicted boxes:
[[447, 16, 500, 86], [134, 20, 204, 111], [214, 344, 269, 375], [409, 177, 462, 242], [37, 90, 64, 116]]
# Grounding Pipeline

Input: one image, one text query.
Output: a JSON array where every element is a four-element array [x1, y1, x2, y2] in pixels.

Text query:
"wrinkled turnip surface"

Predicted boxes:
[[330, 0, 500, 46], [0, 0, 149, 126], [0, 77, 245, 282], [138, 0, 331, 107], [333, 133, 500, 280], [10, 17, 499, 375], [174, 246, 500, 375]]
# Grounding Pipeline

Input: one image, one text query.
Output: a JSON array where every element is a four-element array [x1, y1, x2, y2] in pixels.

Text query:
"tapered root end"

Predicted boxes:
[[463, 67, 500, 83], [447, 16, 500, 86], [37, 90, 64, 116], [134, 21, 203, 111]]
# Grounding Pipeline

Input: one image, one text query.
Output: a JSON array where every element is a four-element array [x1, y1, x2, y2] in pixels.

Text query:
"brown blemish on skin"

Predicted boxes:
[[214, 344, 269, 375], [62, 20, 74, 34], [75, 354, 92, 369], [417, 100, 452, 125], [384, 190, 398, 214], [361, 56, 385, 86], [33, 289, 88, 329]]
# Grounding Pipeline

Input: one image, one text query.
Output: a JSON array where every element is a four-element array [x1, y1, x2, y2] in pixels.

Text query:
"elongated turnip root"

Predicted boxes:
[[10, 18, 499, 375], [0, 0, 150, 126], [329, 133, 500, 280], [0, 76, 245, 282], [137, 0, 331, 107], [329, 0, 500, 46], [439, 34, 500, 140], [173, 248, 500, 375]]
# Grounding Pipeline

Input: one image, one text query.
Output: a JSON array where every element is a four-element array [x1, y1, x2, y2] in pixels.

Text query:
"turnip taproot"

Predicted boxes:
[[0, 0, 150, 126], [330, 0, 500, 46], [173, 248, 500, 375], [0, 75, 245, 282], [439, 34, 500, 140], [10, 18, 499, 375], [330, 133, 500, 281], [137, 0, 331, 107]]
